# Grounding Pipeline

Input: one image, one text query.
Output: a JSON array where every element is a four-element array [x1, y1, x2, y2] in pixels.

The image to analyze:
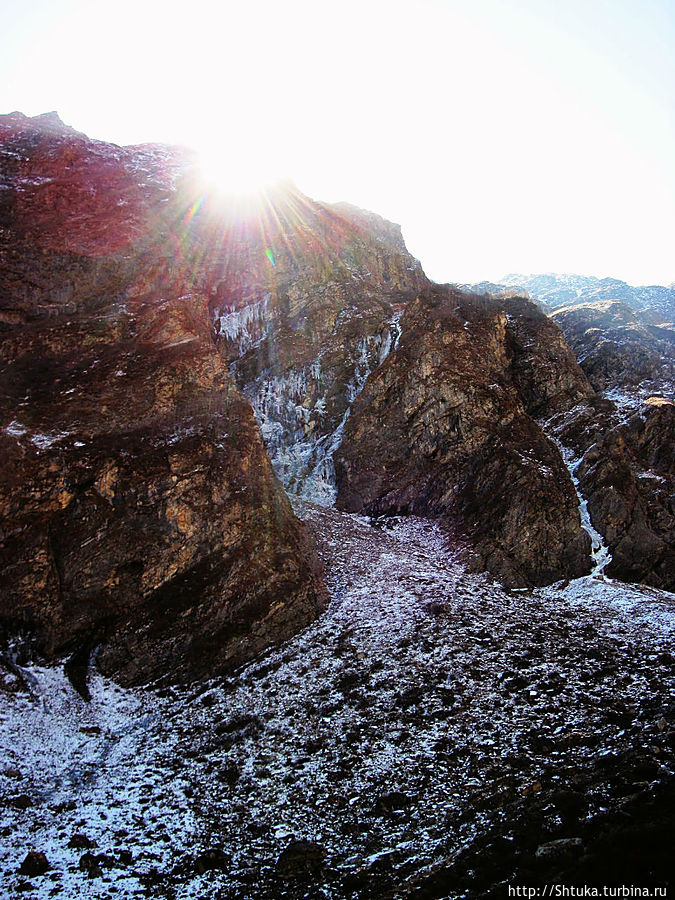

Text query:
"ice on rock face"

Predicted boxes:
[[245, 323, 401, 506], [553, 439, 612, 577], [216, 293, 272, 355]]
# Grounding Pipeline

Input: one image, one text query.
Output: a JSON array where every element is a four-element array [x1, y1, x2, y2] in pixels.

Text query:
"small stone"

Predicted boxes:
[[194, 848, 230, 875], [535, 837, 583, 860], [657, 716, 667, 731], [276, 840, 326, 878], [68, 834, 96, 850], [79, 852, 103, 877], [18, 851, 50, 875]]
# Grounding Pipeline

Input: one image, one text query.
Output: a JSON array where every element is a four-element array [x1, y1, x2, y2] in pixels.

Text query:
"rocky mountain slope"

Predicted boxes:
[[499, 273, 675, 324], [0, 111, 325, 684], [213, 190, 425, 504], [1, 111, 674, 898], [334, 288, 594, 587], [1, 502, 673, 899], [551, 300, 674, 398], [545, 396, 674, 590]]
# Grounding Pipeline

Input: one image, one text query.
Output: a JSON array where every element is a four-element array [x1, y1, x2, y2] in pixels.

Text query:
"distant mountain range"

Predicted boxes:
[[462, 273, 675, 324]]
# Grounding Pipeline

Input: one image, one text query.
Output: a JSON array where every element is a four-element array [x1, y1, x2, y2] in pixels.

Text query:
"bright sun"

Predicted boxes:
[[196, 143, 288, 200]]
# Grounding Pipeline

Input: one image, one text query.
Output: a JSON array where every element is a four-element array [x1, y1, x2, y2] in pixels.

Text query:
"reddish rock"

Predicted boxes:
[[0, 112, 326, 684]]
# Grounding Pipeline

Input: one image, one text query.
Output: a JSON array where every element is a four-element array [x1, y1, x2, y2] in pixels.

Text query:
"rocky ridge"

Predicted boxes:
[[498, 273, 675, 324], [551, 299, 674, 398]]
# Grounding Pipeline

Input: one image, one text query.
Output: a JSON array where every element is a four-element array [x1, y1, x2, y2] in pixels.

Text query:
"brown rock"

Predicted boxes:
[[0, 112, 326, 684], [335, 287, 593, 586]]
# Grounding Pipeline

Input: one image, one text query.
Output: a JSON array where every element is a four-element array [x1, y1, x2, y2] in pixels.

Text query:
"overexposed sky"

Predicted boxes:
[[1, 0, 673, 285]]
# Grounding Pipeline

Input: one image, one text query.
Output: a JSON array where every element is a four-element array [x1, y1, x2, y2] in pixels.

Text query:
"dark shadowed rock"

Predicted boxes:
[[67, 833, 96, 849], [335, 287, 593, 586], [576, 398, 674, 589], [276, 839, 327, 878], [194, 848, 230, 874], [18, 850, 50, 875]]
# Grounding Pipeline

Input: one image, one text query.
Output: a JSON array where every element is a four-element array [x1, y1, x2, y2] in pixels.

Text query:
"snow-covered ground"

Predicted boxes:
[[1, 504, 674, 898]]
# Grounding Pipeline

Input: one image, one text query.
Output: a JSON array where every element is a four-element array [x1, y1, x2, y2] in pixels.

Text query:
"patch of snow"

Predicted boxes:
[[30, 431, 71, 450], [5, 420, 27, 438]]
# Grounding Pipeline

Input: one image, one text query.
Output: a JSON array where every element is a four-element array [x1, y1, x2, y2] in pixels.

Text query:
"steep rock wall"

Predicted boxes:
[[334, 287, 595, 587], [211, 190, 425, 502], [0, 112, 326, 684]]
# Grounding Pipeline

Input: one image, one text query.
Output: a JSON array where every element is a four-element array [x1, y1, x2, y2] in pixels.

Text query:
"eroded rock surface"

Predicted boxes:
[[549, 397, 675, 590], [335, 287, 594, 587], [551, 300, 674, 396], [0, 112, 325, 684], [212, 190, 425, 503]]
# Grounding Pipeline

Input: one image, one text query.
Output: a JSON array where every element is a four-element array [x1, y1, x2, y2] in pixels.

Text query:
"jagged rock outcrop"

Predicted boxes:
[[549, 397, 675, 590], [551, 300, 674, 396], [334, 287, 594, 587], [213, 190, 425, 503], [0, 112, 326, 684]]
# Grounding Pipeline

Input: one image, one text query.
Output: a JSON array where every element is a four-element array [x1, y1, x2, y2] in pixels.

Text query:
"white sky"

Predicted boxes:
[[1, 0, 673, 286]]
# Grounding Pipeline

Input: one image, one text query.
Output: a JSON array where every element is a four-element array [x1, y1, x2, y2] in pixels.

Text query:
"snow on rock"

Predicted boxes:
[[244, 327, 399, 505], [1, 502, 674, 898], [551, 438, 612, 577], [216, 293, 273, 356]]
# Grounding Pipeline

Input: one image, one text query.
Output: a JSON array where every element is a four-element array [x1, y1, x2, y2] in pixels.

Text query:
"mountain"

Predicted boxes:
[[498, 272, 675, 324], [1, 113, 674, 898], [551, 300, 674, 397], [0, 111, 326, 685]]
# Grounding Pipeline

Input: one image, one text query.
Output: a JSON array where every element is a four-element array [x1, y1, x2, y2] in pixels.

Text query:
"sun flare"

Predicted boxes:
[[196, 143, 288, 201]]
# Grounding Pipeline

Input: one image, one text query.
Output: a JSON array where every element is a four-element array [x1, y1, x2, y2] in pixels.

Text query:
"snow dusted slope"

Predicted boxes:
[[499, 274, 675, 323], [2, 503, 674, 898]]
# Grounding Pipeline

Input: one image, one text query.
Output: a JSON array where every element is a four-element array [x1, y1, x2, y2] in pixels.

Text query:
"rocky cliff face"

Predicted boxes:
[[0, 112, 325, 685], [213, 191, 425, 503], [334, 287, 595, 586], [546, 397, 675, 590], [551, 300, 674, 397], [539, 301, 674, 590]]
